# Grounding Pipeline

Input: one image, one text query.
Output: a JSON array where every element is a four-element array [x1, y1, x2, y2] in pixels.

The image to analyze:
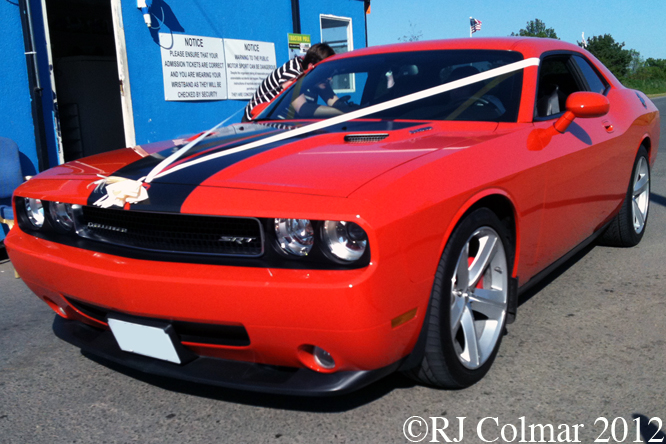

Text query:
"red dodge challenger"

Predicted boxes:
[[5, 38, 660, 395]]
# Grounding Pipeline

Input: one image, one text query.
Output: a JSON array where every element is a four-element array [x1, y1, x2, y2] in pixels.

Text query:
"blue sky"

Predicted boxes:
[[366, 0, 666, 60]]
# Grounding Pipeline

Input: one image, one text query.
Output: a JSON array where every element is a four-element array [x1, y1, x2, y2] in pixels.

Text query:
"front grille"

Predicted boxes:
[[76, 206, 263, 257]]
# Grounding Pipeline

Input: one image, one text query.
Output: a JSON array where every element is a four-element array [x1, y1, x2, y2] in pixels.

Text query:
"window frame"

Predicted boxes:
[[320, 14, 355, 94], [572, 55, 610, 95]]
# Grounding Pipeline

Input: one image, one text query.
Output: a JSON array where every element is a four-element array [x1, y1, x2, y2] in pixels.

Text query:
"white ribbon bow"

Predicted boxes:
[[91, 175, 149, 208]]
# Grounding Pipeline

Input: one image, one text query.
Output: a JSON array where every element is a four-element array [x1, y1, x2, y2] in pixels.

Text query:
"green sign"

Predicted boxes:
[[288, 33, 311, 59]]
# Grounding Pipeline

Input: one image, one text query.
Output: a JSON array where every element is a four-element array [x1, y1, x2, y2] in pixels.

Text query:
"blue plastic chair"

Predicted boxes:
[[0, 137, 24, 240]]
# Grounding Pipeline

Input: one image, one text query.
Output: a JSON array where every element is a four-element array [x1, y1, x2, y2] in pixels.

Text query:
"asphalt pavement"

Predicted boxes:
[[1, 97, 665, 444]]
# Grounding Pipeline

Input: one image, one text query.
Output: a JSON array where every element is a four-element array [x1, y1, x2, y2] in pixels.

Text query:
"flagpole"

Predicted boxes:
[[469, 17, 472, 37]]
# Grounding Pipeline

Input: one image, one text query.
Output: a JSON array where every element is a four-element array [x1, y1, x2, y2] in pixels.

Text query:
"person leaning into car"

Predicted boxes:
[[243, 43, 336, 122]]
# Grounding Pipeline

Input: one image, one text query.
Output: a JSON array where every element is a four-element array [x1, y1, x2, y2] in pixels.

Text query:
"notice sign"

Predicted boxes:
[[224, 39, 277, 100], [159, 33, 227, 101]]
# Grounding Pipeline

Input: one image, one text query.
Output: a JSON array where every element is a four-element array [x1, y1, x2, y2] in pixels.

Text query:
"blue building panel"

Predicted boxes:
[[0, 1, 39, 177], [121, 0, 366, 145], [120, 0, 289, 143], [1, 0, 367, 172]]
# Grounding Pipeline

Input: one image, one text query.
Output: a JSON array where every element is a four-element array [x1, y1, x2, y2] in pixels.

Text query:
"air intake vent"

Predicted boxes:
[[343, 133, 389, 143], [65, 297, 251, 346]]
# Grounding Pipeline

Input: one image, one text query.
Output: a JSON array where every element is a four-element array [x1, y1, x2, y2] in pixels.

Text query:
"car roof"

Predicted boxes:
[[331, 37, 586, 60], [326, 37, 620, 89]]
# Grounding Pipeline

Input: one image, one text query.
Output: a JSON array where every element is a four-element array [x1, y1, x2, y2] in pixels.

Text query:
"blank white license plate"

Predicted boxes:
[[108, 318, 181, 364]]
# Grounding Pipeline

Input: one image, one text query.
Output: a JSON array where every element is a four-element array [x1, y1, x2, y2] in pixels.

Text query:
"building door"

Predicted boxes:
[[42, 0, 127, 162]]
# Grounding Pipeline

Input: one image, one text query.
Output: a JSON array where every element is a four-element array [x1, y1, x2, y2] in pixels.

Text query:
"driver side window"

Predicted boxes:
[[536, 55, 584, 119]]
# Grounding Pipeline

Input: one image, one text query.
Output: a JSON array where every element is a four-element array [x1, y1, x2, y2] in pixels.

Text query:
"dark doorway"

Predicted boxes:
[[44, 0, 126, 161]]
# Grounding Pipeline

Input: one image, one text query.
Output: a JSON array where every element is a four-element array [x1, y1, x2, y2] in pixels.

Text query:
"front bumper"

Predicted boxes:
[[54, 316, 402, 396], [7, 228, 429, 376]]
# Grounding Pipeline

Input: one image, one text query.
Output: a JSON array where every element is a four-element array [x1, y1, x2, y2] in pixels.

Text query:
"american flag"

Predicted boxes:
[[470, 17, 482, 34]]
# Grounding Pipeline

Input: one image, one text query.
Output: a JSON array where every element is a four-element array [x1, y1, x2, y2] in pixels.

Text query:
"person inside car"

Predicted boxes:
[[243, 43, 336, 122]]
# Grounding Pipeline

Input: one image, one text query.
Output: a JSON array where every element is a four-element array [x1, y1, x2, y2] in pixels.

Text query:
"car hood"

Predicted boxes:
[[39, 120, 501, 198]]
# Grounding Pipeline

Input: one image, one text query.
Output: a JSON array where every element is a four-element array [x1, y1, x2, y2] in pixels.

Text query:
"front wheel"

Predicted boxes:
[[406, 208, 513, 388]]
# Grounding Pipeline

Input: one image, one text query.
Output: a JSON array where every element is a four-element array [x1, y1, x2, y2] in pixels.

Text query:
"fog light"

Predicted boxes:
[[313, 346, 335, 369], [24, 198, 44, 228], [43, 297, 68, 318]]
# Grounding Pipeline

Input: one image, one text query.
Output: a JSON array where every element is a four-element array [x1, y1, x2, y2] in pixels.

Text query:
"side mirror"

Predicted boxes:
[[553, 92, 610, 133]]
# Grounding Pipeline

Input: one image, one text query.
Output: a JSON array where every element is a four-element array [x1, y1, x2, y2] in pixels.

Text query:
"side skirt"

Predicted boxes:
[[517, 222, 611, 297]]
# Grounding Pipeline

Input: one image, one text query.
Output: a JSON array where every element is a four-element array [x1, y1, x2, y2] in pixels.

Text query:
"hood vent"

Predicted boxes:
[[343, 133, 389, 143]]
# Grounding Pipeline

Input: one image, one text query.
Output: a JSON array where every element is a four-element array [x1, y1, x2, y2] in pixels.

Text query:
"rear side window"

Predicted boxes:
[[573, 55, 608, 94], [536, 54, 611, 119], [535, 56, 582, 118]]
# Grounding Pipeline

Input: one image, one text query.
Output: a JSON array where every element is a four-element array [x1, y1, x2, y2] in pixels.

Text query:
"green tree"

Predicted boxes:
[[646, 58, 666, 71], [582, 34, 632, 79], [624, 55, 666, 94], [632, 58, 666, 81], [511, 19, 559, 39]]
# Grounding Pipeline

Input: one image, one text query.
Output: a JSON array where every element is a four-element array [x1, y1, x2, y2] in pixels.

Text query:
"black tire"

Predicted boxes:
[[406, 208, 514, 388], [600, 146, 650, 247]]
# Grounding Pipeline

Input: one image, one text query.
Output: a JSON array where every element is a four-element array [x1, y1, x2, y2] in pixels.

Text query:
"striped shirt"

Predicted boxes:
[[244, 57, 304, 121]]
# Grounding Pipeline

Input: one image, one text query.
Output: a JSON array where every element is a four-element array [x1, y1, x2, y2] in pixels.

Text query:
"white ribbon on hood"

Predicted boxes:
[[92, 109, 242, 208], [93, 57, 540, 208]]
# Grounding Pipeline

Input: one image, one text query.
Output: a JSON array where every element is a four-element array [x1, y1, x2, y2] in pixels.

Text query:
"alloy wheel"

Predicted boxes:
[[450, 227, 508, 369], [632, 156, 650, 234]]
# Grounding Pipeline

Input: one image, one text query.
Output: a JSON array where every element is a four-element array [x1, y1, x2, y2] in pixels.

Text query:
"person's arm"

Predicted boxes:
[[317, 81, 339, 106], [280, 78, 297, 91], [292, 93, 344, 118], [276, 58, 303, 91]]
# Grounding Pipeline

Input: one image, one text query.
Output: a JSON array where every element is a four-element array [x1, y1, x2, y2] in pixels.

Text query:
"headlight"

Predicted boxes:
[[49, 202, 74, 231], [321, 220, 368, 262], [24, 198, 44, 228], [274, 218, 314, 256]]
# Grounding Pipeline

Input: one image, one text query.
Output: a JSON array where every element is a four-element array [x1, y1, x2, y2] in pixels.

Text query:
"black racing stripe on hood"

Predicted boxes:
[[111, 126, 290, 181], [86, 120, 427, 211], [86, 126, 289, 209], [85, 140, 300, 212], [130, 135, 318, 212]]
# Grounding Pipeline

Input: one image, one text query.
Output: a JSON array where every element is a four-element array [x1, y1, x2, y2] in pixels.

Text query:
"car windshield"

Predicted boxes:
[[257, 50, 524, 122]]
